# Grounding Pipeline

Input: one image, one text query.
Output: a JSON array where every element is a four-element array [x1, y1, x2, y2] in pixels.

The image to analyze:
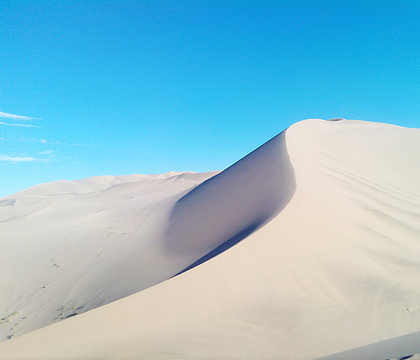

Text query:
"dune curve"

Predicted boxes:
[[165, 130, 295, 273], [0, 119, 420, 359]]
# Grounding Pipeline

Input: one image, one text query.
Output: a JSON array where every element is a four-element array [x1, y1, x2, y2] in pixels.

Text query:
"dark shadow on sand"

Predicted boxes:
[[165, 130, 296, 276], [173, 223, 260, 277]]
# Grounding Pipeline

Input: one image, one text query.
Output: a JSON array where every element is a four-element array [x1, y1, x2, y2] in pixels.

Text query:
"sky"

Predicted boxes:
[[1, 0, 420, 198]]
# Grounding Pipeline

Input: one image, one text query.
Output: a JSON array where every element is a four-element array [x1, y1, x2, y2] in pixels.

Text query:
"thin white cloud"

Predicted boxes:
[[0, 111, 32, 120], [0, 155, 38, 162], [0, 121, 37, 128], [28, 138, 65, 145], [0, 154, 52, 163], [40, 150, 54, 155]]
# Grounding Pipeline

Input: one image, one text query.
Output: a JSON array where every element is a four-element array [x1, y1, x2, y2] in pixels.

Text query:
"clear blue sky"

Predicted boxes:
[[1, 0, 420, 198]]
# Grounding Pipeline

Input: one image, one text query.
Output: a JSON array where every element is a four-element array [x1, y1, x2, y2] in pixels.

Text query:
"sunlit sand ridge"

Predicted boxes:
[[1, 119, 419, 359]]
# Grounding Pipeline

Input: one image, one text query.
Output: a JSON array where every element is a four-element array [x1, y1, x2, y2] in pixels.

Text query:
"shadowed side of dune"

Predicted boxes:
[[315, 331, 420, 360], [164, 130, 296, 272]]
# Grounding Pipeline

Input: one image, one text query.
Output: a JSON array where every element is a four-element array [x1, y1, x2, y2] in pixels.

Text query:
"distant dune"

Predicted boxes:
[[1, 119, 420, 359]]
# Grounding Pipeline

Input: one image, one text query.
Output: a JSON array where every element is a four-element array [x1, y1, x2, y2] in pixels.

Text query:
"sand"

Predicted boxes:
[[0, 119, 419, 359]]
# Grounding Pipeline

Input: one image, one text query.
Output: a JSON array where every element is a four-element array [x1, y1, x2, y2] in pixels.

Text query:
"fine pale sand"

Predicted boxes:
[[1, 119, 420, 359]]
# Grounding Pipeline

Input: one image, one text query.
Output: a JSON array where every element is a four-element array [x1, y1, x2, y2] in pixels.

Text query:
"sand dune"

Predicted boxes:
[[1, 119, 419, 359], [0, 171, 219, 341]]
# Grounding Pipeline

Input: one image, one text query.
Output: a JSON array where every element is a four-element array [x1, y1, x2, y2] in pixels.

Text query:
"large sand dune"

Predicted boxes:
[[1, 119, 420, 359]]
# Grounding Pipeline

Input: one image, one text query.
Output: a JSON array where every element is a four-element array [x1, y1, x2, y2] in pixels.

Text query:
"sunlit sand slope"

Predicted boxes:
[[1, 119, 419, 359], [0, 171, 218, 341]]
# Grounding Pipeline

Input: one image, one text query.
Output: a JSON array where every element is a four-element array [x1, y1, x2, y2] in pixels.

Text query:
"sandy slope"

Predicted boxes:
[[1, 119, 420, 359], [0, 171, 219, 341]]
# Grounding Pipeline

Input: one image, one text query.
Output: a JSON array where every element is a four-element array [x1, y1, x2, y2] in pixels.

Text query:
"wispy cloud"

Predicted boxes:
[[29, 138, 88, 146], [40, 149, 54, 155], [0, 121, 37, 128], [0, 154, 53, 163], [0, 111, 32, 120], [0, 155, 38, 162]]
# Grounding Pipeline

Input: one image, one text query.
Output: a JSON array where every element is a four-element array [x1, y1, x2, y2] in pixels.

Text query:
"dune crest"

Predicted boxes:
[[165, 130, 295, 273]]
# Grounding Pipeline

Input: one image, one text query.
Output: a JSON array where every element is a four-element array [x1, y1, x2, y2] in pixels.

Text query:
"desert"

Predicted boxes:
[[1, 118, 420, 359]]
